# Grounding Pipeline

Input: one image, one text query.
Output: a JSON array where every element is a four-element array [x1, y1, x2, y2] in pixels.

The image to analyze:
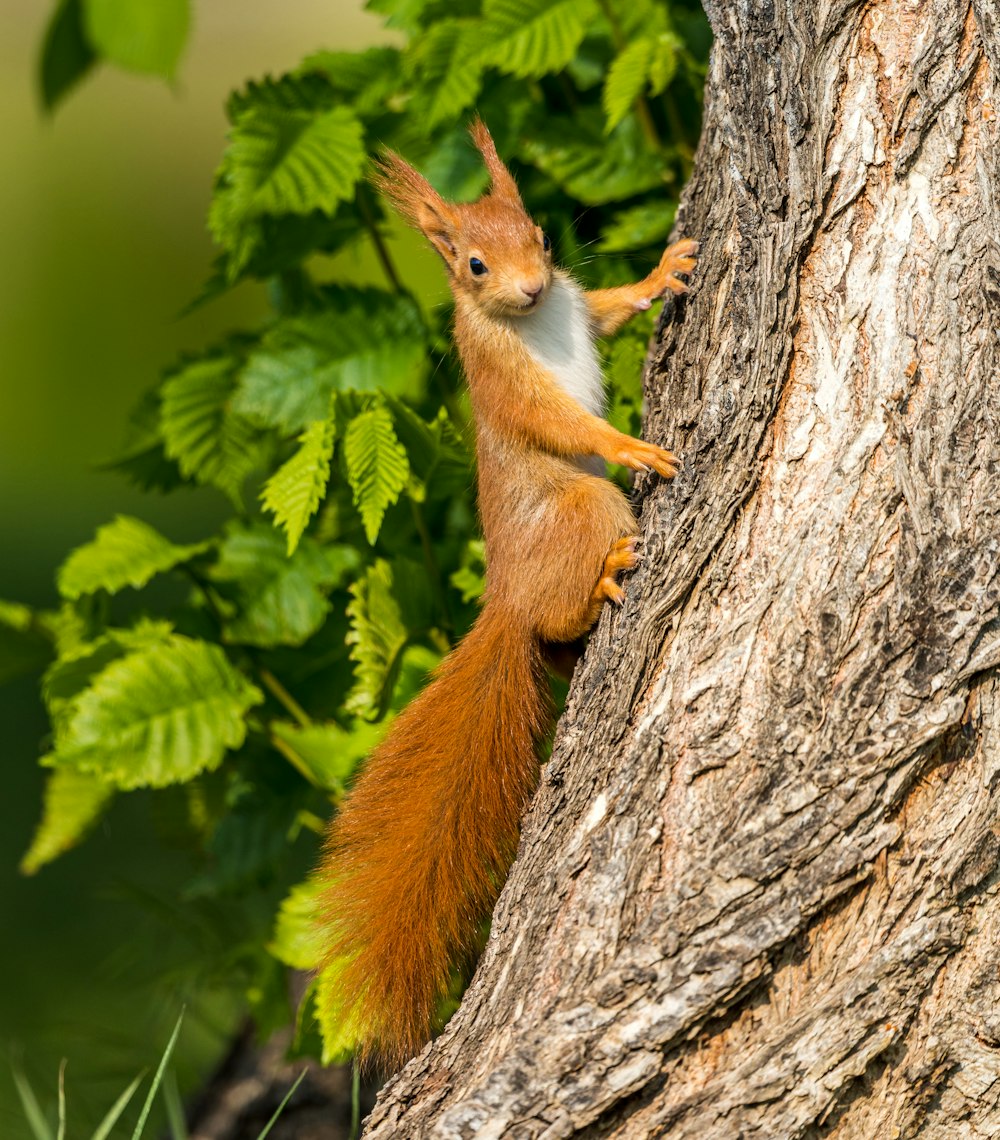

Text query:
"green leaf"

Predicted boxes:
[[210, 79, 365, 279], [450, 538, 486, 603], [299, 46, 403, 117], [408, 20, 484, 127], [268, 878, 325, 971], [160, 352, 264, 507], [344, 405, 410, 545], [345, 558, 433, 719], [210, 521, 358, 649], [522, 111, 666, 204], [365, 0, 430, 34], [479, 0, 598, 79], [20, 768, 114, 875], [50, 635, 262, 790], [43, 620, 174, 732], [261, 417, 336, 555], [270, 718, 385, 793], [39, 0, 97, 111], [83, 0, 190, 79], [0, 599, 54, 684], [57, 516, 209, 600], [598, 200, 676, 253], [315, 963, 363, 1064], [603, 33, 681, 132], [233, 290, 428, 434], [603, 37, 654, 132]]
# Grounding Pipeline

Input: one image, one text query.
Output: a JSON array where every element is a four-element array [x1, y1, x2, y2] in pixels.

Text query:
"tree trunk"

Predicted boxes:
[[364, 0, 1000, 1135]]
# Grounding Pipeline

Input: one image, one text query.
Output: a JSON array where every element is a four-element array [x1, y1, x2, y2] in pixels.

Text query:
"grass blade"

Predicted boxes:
[[162, 1068, 189, 1140], [90, 1073, 144, 1140], [56, 1060, 66, 1140], [255, 1069, 306, 1140], [11, 1065, 55, 1140], [131, 1009, 185, 1140]]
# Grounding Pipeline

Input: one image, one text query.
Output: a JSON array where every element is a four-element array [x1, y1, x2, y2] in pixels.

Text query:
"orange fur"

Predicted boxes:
[[318, 120, 697, 1069]]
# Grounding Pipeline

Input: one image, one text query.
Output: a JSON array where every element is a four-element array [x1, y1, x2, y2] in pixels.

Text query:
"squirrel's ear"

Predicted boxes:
[[371, 150, 460, 262], [468, 118, 522, 206]]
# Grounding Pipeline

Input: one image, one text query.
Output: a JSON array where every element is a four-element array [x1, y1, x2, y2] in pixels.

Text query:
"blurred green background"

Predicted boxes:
[[0, 2, 387, 1134]]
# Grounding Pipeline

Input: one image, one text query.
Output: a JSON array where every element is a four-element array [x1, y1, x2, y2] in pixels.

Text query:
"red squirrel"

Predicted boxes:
[[318, 119, 697, 1068]]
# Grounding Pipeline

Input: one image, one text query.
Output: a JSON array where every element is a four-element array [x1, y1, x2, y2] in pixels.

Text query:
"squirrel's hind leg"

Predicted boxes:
[[507, 476, 637, 644], [591, 536, 641, 608]]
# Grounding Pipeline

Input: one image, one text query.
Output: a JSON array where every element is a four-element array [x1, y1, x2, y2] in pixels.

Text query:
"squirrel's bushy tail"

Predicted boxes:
[[318, 601, 550, 1068]]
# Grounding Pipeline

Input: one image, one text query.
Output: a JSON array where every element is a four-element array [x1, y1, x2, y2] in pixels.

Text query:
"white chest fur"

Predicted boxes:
[[514, 275, 605, 417]]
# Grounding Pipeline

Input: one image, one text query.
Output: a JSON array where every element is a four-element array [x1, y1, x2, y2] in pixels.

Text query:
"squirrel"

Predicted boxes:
[[318, 119, 697, 1070]]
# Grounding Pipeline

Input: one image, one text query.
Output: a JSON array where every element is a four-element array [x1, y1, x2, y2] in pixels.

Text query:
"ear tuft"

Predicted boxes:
[[371, 149, 459, 262], [468, 118, 523, 206]]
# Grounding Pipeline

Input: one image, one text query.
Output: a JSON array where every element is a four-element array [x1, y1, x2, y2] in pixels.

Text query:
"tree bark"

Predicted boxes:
[[364, 0, 1000, 1135]]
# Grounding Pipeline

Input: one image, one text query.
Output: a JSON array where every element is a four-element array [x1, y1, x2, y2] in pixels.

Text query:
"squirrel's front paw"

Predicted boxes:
[[611, 439, 680, 479], [651, 238, 699, 298]]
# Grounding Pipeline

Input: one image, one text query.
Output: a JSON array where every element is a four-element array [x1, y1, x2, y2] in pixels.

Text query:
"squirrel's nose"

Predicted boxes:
[[521, 279, 545, 302]]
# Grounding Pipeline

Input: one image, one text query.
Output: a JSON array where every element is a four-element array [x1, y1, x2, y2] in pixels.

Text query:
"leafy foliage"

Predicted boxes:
[[57, 515, 210, 600], [27, 0, 709, 1069]]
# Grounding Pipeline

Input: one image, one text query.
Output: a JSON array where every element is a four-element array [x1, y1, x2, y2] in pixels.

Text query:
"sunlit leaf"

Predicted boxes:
[[83, 0, 190, 79], [20, 768, 114, 875], [51, 635, 262, 790], [343, 405, 410, 545], [261, 417, 336, 555], [57, 516, 209, 600]]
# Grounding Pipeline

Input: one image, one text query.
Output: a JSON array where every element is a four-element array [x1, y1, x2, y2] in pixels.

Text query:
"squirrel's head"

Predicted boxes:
[[372, 119, 553, 318]]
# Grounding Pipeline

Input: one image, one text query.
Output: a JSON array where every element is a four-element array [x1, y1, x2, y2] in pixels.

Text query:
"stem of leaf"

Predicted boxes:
[[182, 566, 316, 741], [357, 190, 403, 292], [258, 667, 313, 728], [595, 0, 662, 151], [269, 730, 326, 792]]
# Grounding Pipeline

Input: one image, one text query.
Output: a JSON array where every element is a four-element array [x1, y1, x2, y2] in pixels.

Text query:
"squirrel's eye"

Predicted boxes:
[[469, 257, 487, 276], [542, 233, 551, 252]]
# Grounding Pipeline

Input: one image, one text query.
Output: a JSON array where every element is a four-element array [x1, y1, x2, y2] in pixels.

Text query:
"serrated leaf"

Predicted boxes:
[[268, 878, 326, 971], [83, 0, 189, 79], [598, 200, 677, 253], [479, 0, 597, 79], [210, 521, 358, 648], [365, 0, 430, 34], [603, 37, 655, 132], [39, 0, 96, 111], [409, 20, 484, 127], [262, 417, 336, 555], [20, 768, 114, 875], [315, 961, 363, 1064], [43, 620, 175, 734], [50, 635, 262, 790], [57, 515, 209, 600], [344, 406, 410, 545], [210, 83, 365, 280], [383, 396, 471, 503], [648, 31, 681, 94], [522, 111, 666, 204], [345, 558, 433, 719], [271, 718, 386, 793], [160, 352, 264, 507], [299, 47, 403, 117], [233, 290, 427, 434]]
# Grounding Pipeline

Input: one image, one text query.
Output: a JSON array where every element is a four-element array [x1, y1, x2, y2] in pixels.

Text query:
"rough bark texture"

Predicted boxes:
[[364, 0, 1000, 1134]]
